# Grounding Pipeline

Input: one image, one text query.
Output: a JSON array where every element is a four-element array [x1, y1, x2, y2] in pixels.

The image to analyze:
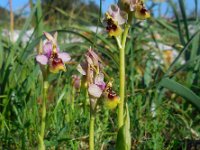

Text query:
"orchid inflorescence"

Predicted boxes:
[[36, 32, 71, 73], [103, 0, 150, 37], [34, 1, 150, 150], [77, 48, 119, 110]]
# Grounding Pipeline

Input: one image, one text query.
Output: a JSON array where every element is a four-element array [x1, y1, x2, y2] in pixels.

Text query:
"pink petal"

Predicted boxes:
[[88, 49, 99, 66], [88, 84, 103, 98], [86, 55, 93, 65], [58, 52, 71, 63], [95, 73, 104, 83], [94, 73, 106, 90], [117, 11, 128, 25], [108, 4, 127, 25], [77, 64, 86, 75], [43, 41, 52, 58], [108, 4, 119, 18], [36, 55, 48, 65]]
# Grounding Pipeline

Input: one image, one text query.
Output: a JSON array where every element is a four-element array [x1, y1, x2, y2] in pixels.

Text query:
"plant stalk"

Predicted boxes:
[[38, 81, 48, 150], [89, 110, 95, 150], [118, 24, 130, 129]]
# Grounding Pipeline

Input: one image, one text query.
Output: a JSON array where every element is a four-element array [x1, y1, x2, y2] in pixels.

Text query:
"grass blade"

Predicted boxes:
[[165, 30, 200, 76], [178, 0, 190, 41], [159, 78, 200, 110]]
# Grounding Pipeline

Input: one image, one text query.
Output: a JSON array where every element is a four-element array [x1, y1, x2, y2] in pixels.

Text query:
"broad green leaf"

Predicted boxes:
[[116, 103, 131, 150], [159, 78, 200, 110]]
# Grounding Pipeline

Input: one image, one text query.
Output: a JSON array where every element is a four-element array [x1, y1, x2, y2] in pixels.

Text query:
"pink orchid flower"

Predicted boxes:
[[36, 32, 71, 73], [121, 0, 150, 19], [77, 48, 106, 99], [103, 4, 128, 37]]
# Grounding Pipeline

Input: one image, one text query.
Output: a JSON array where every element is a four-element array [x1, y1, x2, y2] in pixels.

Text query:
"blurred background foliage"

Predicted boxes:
[[0, 0, 200, 149]]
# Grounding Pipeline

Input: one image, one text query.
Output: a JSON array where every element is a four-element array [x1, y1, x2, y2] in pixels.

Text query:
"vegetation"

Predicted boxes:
[[0, 0, 200, 149]]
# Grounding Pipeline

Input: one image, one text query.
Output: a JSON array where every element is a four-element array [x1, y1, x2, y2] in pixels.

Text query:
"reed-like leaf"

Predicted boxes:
[[159, 78, 200, 110]]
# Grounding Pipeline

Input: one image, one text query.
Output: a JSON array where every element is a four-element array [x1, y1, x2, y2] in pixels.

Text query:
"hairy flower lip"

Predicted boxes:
[[135, 4, 150, 20], [106, 18, 118, 32], [103, 82, 119, 109]]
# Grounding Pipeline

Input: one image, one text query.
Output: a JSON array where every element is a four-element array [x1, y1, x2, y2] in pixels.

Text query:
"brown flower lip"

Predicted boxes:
[[50, 53, 64, 67], [108, 91, 117, 100], [140, 7, 148, 15], [105, 87, 117, 100], [106, 18, 117, 32]]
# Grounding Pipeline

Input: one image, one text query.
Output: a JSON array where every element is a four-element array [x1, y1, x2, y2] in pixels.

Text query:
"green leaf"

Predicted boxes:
[[116, 103, 131, 150], [159, 78, 200, 110]]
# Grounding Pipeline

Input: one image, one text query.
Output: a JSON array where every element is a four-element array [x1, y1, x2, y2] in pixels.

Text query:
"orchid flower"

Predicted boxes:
[[103, 4, 128, 37], [77, 48, 119, 110], [134, 1, 150, 19], [88, 73, 106, 98], [103, 82, 120, 110], [77, 48, 106, 100], [121, 0, 150, 19], [36, 32, 71, 73]]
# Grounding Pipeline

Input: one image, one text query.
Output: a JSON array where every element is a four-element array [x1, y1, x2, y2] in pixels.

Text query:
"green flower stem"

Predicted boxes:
[[118, 24, 130, 129], [38, 80, 48, 150], [89, 109, 95, 150]]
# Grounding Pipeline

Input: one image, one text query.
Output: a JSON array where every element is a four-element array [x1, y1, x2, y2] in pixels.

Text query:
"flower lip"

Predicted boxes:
[[140, 7, 148, 15], [51, 53, 63, 66], [106, 18, 117, 32], [51, 58, 63, 68], [108, 90, 117, 100], [103, 5, 127, 37], [48, 53, 66, 73], [135, 3, 150, 20]]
